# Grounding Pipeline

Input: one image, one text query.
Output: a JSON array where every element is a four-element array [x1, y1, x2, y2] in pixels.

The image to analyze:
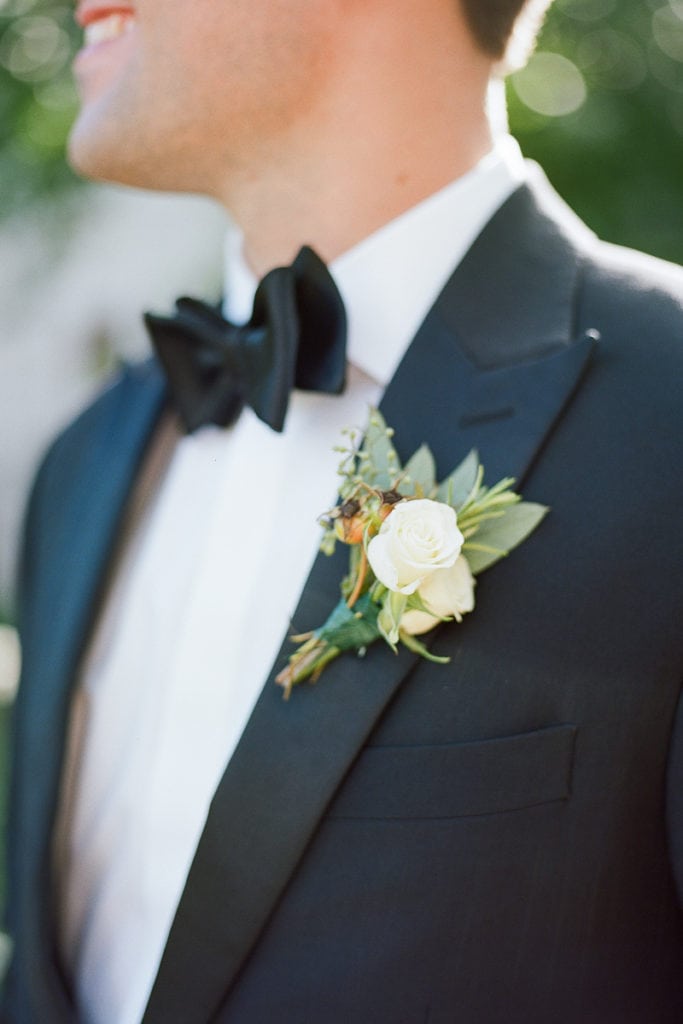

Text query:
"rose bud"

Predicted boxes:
[[379, 490, 402, 506], [378, 490, 403, 523], [334, 499, 366, 544]]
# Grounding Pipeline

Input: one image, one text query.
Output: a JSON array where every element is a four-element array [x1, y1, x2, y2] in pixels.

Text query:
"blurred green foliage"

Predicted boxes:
[[0, 0, 80, 214], [507, 0, 683, 264], [0, 0, 682, 261]]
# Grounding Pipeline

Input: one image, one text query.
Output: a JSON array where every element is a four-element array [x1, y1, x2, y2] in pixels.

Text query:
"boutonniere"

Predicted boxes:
[[276, 410, 548, 697]]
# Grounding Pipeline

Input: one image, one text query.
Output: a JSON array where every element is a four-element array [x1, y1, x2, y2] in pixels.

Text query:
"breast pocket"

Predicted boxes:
[[327, 723, 578, 820]]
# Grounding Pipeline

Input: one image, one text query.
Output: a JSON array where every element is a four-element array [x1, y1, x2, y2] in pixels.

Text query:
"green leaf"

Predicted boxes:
[[462, 543, 508, 574], [405, 589, 444, 619], [399, 630, 451, 664], [437, 449, 480, 508], [318, 595, 380, 650], [360, 408, 401, 490], [377, 607, 396, 650], [399, 444, 436, 497], [464, 501, 548, 574], [377, 590, 407, 649]]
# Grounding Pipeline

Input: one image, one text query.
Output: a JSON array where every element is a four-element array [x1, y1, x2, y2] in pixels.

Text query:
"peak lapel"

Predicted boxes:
[[145, 175, 599, 1024], [380, 173, 598, 479], [13, 362, 166, 1002], [144, 541, 419, 1024]]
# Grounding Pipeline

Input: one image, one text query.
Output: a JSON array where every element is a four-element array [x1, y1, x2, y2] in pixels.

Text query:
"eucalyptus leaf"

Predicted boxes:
[[464, 502, 548, 574], [437, 449, 480, 508], [463, 544, 508, 575], [399, 444, 436, 497], [360, 409, 401, 490]]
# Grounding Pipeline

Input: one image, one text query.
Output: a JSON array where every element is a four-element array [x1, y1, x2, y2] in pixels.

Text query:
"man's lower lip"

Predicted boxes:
[[74, 11, 135, 67], [73, 30, 132, 74]]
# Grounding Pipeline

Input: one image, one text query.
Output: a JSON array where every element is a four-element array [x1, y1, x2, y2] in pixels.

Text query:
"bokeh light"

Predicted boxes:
[[652, 5, 683, 65], [512, 52, 587, 116]]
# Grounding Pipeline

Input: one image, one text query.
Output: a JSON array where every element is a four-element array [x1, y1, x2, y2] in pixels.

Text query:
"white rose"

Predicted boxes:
[[367, 498, 463, 595], [401, 555, 476, 635]]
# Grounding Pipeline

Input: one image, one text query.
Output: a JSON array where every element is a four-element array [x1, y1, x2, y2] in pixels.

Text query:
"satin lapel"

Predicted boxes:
[[144, 177, 599, 1024], [380, 173, 597, 478], [15, 362, 166, 986]]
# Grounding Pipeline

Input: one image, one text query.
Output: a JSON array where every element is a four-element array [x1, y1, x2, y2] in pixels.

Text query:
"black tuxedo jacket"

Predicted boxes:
[[4, 170, 683, 1023]]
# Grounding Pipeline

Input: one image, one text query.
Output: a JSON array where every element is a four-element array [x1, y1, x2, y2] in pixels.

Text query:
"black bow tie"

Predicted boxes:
[[144, 246, 347, 434]]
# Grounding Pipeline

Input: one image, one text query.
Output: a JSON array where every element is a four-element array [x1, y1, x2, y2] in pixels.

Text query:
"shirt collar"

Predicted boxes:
[[223, 134, 526, 386]]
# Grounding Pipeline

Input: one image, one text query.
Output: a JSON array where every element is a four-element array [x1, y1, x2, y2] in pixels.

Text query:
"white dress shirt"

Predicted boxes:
[[60, 136, 526, 1024]]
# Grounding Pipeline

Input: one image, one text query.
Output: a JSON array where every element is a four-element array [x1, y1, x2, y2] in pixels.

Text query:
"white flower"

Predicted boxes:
[[401, 555, 476, 635], [367, 498, 463, 595]]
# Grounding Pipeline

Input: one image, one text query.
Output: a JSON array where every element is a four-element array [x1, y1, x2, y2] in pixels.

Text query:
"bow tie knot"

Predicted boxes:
[[145, 246, 347, 434]]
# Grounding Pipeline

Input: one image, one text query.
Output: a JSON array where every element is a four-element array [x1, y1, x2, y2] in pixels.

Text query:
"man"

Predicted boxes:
[[4, 0, 683, 1021]]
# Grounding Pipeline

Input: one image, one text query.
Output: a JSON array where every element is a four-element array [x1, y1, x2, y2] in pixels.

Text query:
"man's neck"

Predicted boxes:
[[214, 7, 496, 276]]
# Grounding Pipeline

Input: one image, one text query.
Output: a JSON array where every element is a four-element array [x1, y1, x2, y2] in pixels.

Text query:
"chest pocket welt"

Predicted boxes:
[[327, 723, 577, 820]]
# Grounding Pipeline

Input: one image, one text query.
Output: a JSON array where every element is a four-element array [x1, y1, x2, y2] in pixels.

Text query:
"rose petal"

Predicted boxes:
[[400, 608, 441, 635], [419, 555, 476, 621], [367, 498, 463, 594], [367, 532, 422, 594], [400, 556, 476, 636]]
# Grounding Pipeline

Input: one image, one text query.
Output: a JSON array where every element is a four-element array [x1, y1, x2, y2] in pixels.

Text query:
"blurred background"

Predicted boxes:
[[0, 0, 682, 958]]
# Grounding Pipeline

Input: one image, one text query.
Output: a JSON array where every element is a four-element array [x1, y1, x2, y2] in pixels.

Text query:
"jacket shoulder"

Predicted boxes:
[[582, 239, 683, 324], [524, 164, 683, 336], [575, 239, 683, 391]]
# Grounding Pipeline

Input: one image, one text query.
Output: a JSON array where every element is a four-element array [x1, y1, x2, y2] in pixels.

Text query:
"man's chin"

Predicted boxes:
[[66, 107, 214, 195], [67, 108, 120, 183], [67, 115, 149, 189]]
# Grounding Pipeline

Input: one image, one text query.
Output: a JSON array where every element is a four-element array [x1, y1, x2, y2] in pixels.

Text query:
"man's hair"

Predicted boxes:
[[460, 0, 554, 69]]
